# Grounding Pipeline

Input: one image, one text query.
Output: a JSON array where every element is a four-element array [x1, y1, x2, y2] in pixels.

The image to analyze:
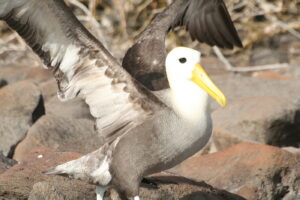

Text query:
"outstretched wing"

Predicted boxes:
[[170, 0, 243, 49], [0, 0, 164, 143]]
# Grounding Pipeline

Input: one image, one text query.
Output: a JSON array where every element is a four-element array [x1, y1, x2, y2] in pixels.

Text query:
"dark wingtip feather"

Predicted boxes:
[[42, 168, 58, 175], [168, 1, 190, 32], [216, 0, 243, 48], [43, 168, 71, 179], [205, 13, 226, 48], [170, 0, 243, 49], [42, 165, 66, 175]]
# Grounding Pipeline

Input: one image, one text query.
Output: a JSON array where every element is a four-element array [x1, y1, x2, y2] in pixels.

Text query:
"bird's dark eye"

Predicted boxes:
[[179, 57, 187, 64]]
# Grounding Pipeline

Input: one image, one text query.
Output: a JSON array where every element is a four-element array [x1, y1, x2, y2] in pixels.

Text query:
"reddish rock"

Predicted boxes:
[[171, 142, 300, 200], [252, 71, 296, 81], [1, 148, 245, 200], [28, 175, 246, 200], [0, 147, 88, 200]]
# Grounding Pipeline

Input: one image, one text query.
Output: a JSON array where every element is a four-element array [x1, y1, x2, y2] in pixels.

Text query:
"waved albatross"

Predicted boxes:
[[0, 0, 226, 199], [45, 47, 226, 200], [123, 0, 243, 90]]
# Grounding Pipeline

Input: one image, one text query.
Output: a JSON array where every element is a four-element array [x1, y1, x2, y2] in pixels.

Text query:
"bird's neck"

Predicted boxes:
[[170, 81, 210, 123]]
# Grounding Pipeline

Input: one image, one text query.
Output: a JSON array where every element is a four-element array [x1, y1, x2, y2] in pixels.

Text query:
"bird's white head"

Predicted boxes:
[[166, 47, 226, 108]]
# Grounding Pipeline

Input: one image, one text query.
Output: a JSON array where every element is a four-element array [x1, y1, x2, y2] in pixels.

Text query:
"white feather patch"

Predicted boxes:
[[91, 156, 112, 185], [57, 45, 80, 80]]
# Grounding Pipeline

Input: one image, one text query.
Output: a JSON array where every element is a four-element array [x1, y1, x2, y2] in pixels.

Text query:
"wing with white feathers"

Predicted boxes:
[[0, 0, 105, 68], [0, 0, 165, 143]]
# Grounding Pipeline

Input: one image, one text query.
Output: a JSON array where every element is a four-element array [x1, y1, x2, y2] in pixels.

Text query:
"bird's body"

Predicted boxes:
[[0, 0, 231, 199], [45, 48, 218, 199]]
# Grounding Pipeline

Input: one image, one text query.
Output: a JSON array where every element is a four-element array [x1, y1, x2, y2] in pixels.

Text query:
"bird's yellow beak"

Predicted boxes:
[[190, 64, 226, 107]]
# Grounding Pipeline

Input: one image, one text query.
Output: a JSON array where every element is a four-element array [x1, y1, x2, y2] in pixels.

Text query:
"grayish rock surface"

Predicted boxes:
[[211, 74, 300, 108], [0, 81, 45, 156], [171, 143, 300, 200], [14, 114, 101, 161], [39, 79, 58, 103], [45, 96, 93, 120], [0, 153, 17, 174], [212, 96, 300, 150], [282, 147, 300, 155]]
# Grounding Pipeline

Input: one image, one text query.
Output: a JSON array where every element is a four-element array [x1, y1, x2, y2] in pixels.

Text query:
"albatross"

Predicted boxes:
[[45, 46, 226, 200], [122, 0, 243, 90], [0, 0, 226, 199]]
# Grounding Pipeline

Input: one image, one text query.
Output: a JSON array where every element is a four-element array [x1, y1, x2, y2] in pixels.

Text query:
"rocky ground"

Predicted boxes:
[[1, 0, 300, 199]]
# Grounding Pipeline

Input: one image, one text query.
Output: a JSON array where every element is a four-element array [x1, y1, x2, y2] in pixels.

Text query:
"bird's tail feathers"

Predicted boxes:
[[43, 142, 116, 186]]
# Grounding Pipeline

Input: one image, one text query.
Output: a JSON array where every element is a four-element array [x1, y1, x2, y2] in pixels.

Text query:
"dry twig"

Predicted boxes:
[[213, 46, 289, 72]]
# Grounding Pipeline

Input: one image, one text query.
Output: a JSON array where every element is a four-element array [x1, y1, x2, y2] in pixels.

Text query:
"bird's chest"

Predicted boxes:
[[154, 113, 212, 165]]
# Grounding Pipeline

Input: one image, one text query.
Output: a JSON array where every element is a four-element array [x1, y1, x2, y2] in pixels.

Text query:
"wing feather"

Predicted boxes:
[[170, 0, 243, 49], [205, 8, 225, 48], [0, 0, 164, 143]]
